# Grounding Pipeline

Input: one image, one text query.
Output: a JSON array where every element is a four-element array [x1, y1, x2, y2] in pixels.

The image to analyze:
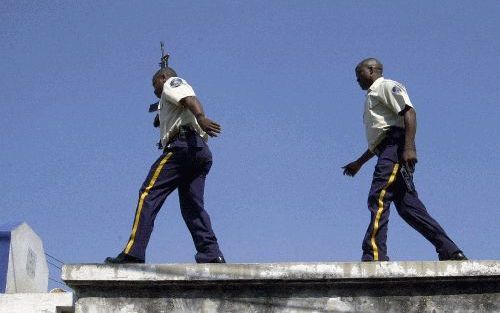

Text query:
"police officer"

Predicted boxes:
[[105, 66, 225, 264], [342, 58, 467, 262]]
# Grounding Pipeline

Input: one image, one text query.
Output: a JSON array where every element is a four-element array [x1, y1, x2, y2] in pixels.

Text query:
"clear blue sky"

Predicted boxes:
[[1, 1, 499, 290]]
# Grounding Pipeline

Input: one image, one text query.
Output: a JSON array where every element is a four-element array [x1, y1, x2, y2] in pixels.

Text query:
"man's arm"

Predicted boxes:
[[402, 106, 417, 170], [342, 149, 375, 177], [180, 96, 221, 137]]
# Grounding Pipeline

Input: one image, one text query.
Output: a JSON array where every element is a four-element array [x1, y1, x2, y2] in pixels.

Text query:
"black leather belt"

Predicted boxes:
[[373, 127, 405, 156], [160, 125, 198, 150]]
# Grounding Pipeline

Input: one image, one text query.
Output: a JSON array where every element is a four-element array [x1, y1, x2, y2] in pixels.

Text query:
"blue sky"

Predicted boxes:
[[1, 1, 499, 290]]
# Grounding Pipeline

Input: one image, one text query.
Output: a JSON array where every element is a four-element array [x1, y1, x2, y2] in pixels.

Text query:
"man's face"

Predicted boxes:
[[355, 66, 372, 90], [153, 75, 167, 99]]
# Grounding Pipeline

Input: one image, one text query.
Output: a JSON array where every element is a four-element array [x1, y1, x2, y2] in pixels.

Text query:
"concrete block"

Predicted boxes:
[[0, 222, 49, 293]]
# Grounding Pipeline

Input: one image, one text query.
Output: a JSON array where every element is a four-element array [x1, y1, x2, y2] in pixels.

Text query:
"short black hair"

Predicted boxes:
[[356, 58, 383, 74], [153, 67, 178, 81]]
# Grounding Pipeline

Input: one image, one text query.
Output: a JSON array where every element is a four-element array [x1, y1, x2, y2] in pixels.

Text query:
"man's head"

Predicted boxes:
[[355, 58, 383, 90], [152, 67, 178, 98]]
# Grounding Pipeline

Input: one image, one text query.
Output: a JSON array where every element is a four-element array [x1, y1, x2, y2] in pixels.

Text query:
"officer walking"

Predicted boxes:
[[342, 58, 467, 262], [105, 65, 225, 264]]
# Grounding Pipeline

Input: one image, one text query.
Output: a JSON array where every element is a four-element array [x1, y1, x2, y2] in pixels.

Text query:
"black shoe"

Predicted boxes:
[[442, 251, 468, 261], [449, 251, 468, 261], [105, 252, 145, 264], [208, 256, 226, 263]]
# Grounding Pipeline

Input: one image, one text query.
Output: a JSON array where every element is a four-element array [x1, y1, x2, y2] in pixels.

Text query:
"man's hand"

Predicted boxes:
[[402, 106, 417, 172], [342, 150, 374, 177], [180, 96, 221, 137], [197, 116, 221, 137], [403, 148, 417, 172], [342, 160, 362, 177]]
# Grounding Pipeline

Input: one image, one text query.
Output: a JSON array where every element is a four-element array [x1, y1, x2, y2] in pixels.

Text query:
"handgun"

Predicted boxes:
[[400, 164, 416, 192]]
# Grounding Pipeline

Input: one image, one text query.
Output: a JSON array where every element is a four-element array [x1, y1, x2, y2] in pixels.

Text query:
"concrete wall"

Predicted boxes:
[[0, 292, 74, 313], [63, 260, 500, 313]]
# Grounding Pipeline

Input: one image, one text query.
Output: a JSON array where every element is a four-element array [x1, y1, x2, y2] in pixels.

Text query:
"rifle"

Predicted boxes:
[[148, 41, 170, 113]]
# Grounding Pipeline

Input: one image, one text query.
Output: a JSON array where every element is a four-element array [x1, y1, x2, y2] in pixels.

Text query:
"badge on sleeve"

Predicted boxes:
[[392, 83, 406, 95], [392, 85, 402, 94], [170, 78, 184, 88]]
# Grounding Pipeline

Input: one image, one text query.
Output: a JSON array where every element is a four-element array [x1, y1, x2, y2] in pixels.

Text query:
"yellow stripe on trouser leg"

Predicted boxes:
[[370, 163, 399, 261], [124, 152, 173, 254]]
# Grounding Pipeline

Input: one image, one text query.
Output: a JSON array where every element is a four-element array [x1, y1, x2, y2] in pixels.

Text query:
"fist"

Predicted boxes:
[[342, 161, 362, 177]]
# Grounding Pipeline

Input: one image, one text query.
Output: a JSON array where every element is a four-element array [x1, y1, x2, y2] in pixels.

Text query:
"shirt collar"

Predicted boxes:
[[367, 77, 384, 93]]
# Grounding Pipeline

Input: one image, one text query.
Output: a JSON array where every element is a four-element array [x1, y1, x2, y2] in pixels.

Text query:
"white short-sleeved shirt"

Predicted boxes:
[[158, 77, 208, 147], [363, 77, 414, 151]]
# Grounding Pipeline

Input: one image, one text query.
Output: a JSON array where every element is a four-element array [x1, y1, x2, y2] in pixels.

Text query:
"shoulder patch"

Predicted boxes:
[[170, 78, 184, 88], [392, 85, 402, 94], [391, 81, 407, 95]]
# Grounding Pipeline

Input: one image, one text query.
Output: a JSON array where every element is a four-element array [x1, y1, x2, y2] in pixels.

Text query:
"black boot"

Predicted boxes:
[[105, 252, 145, 264], [441, 251, 468, 261], [207, 256, 226, 263]]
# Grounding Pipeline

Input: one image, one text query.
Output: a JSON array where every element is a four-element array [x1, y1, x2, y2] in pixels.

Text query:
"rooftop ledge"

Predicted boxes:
[[62, 261, 500, 313], [62, 260, 500, 287]]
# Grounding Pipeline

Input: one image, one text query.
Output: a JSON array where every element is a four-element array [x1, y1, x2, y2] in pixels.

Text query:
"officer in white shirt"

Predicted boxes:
[[106, 66, 225, 264], [342, 58, 467, 262]]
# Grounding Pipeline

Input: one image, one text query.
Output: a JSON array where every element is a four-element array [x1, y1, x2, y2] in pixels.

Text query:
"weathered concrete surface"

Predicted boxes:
[[0, 292, 74, 313], [63, 261, 500, 313], [0, 222, 49, 293]]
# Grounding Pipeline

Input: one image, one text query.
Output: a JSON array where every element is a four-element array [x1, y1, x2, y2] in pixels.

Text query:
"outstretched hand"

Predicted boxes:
[[342, 160, 362, 177], [197, 116, 222, 137]]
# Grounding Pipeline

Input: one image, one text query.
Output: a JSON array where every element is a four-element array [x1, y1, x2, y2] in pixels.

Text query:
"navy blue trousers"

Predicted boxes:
[[361, 128, 461, 261], [123, 130, 223, 263]]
